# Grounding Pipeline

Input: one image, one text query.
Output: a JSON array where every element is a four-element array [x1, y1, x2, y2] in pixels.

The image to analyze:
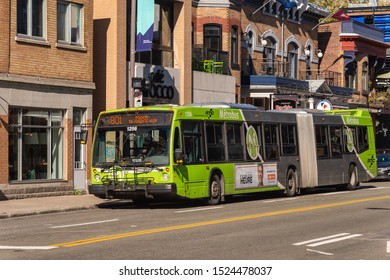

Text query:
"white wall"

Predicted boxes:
[[192, 71, 236, 103]]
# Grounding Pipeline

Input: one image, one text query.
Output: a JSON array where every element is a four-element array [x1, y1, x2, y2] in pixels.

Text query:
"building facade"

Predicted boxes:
[[344, 3, 390, 152], [94, 0, 193, 119], [0, 0, 94, 199]]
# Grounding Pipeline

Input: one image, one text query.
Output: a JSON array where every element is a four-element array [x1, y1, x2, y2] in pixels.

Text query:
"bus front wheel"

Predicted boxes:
[[208, 174, 222, 205], [286, 169, 297, 197]]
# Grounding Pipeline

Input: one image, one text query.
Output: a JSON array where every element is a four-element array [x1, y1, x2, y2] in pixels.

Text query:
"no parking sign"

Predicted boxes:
[[134, 90, 143, 107]]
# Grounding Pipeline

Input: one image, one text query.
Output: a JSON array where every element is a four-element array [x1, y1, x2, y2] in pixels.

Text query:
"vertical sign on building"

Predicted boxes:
[[136, 0, 154, 52]]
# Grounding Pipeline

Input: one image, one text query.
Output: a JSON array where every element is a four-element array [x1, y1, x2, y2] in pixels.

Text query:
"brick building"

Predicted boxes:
[[318, 20, 389, 107], [0, 0, 94, 199], [94, 0, 193, 118], [192, 0, 332, 108]]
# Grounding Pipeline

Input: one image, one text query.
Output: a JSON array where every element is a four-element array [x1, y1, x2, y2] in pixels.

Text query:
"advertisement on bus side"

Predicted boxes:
[[234, 163, 278, 189]]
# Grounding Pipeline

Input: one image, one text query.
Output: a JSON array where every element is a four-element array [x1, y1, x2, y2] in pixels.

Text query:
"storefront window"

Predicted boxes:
[[8, 108, 64, 181]]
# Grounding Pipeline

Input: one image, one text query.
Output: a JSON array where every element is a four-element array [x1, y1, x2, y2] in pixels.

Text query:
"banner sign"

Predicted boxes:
[[136, 0, 154, 52]]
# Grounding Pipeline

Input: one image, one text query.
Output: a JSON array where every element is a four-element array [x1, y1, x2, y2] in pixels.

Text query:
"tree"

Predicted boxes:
[[311, 0, 362, 14]]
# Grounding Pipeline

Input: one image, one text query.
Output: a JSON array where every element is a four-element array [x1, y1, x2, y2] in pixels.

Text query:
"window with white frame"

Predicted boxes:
[[17, 0, 46, 39], [57, 1, 83, 45], [8, 108, 65, 181]]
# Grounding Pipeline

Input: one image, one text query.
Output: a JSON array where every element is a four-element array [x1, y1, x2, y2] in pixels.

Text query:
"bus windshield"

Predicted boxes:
[[92, 125, 171, 167]]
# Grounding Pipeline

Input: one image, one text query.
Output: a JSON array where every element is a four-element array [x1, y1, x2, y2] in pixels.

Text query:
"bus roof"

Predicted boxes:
[[185, 102, 259, 110]]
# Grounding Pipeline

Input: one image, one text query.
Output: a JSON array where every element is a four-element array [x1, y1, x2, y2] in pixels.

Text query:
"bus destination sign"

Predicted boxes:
[[99, 112, 173, 126]]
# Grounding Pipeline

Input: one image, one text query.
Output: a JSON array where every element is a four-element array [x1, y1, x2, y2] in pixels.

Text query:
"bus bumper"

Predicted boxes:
[[88, 183, 177, 199]]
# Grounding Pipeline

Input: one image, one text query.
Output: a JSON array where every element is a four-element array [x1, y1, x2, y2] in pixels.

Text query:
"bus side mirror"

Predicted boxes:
[[80, 130, 88, 145], [174, 148, 184, 164]]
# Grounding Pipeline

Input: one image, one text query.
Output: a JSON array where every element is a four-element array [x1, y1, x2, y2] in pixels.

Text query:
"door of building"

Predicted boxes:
[[73, 109, 86, 190]]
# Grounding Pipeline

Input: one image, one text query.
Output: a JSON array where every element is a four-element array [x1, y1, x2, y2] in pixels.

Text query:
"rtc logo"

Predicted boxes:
[[316, 100, 332, 111]]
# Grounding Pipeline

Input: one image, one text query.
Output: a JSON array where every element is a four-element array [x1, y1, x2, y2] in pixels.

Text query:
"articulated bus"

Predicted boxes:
[[88, 103, 377, 205]]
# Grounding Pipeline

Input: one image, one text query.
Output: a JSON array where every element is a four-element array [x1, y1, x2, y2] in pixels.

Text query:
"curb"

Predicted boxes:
[[0, 204, 98, 219]]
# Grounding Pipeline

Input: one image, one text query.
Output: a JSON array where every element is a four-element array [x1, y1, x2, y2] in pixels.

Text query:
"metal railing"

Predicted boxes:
[[241, 58, 291, 77], [299, 70, 342, 86], [241, 58, 343, 86]]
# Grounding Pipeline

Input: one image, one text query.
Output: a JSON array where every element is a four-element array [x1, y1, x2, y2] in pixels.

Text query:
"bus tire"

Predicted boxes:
[[207, 174, 222, 205], [347, 165, 358, 191], [286, 169, 297, 197]]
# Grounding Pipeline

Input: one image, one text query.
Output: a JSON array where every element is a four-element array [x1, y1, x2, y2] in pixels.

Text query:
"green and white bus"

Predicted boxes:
[[88, 103, 377, 204]]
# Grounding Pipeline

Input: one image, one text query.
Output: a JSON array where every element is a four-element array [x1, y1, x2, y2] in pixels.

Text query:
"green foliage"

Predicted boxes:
[[369, 89, 390, 104], [311, 0, 365, 13]]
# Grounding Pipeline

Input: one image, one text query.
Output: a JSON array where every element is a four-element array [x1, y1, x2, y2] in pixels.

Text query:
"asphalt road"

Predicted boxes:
[[0, 181, 390, 260]]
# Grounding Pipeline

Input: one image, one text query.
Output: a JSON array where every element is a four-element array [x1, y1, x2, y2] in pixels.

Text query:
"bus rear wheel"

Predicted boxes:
[[346, 165, 358, 191], [286, 169, 297, 197], [207, 174, 222, 205]]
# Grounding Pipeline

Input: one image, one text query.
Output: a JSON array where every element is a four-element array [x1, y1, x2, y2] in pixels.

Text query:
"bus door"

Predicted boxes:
[[174, 122, 207, 198], [296, 113, 318, 187]]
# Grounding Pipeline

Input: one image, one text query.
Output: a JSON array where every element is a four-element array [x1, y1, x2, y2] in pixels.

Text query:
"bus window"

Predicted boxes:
[[357, 126, 369, 153], [264, 124, 279, 160], [206, 122, 225, 162], [281, 124, 297, 156], [173, 127, 181, 150], [226, 123, 244, 161], [330, 126, 342, 157], [315, 126, 329, 158], [343, 127, 356, 154], [181, 121, 203, 164]]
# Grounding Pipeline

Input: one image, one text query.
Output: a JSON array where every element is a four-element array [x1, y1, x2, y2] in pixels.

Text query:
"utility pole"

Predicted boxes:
[[128, 0, 136, 107]]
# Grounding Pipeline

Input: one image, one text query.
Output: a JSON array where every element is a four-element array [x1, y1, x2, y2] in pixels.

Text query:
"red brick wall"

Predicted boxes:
[[319, 23, 343, 78], [0, 1, 10, 73], [8, 0, 93, 83]]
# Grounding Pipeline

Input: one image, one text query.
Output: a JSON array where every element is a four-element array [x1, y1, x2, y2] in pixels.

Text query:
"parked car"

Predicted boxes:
[[376, 153, 390, 180]]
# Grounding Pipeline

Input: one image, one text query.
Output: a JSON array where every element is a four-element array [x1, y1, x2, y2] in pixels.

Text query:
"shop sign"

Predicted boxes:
[[273, 99, 297, 110]]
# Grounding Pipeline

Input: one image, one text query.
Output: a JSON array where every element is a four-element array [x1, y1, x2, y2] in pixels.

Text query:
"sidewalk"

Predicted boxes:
[[0, 195, 107, 219]]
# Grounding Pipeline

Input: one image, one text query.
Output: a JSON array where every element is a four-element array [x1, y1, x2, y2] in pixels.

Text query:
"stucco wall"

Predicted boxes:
[[192, 71, 236, 103]]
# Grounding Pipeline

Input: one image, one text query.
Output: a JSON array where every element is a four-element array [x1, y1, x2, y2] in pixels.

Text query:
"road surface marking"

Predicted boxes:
[[307, 234, 362, 247], [50, 218, 119, 229], [318, 191, 349, 196], [366, 187, 386, 191], [387, 241, 390, 253], [0, 245, 58, 250], [307, 249, 334, 256], [263, 198, 297, 203], [175, 206, 223, 213], [50, 195, 390, 248], [293, 233, 351, 246], [294, 233, 362, 247]]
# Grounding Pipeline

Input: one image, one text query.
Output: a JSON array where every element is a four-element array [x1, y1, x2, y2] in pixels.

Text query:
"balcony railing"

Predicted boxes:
[[299, 70, 343, 87], [192, 45, 229, 75], [241, 59, 291, 77], [242, 58, 343, 86]]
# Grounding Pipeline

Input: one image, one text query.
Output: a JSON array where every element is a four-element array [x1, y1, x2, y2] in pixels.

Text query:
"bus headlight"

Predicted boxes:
[[162, 173, 169, 181], [94, 174, 101, 182]]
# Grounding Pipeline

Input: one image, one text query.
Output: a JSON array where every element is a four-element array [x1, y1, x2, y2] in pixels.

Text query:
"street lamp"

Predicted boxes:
[[304, 47, 323, 59], [260, 35, 267, 46]]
